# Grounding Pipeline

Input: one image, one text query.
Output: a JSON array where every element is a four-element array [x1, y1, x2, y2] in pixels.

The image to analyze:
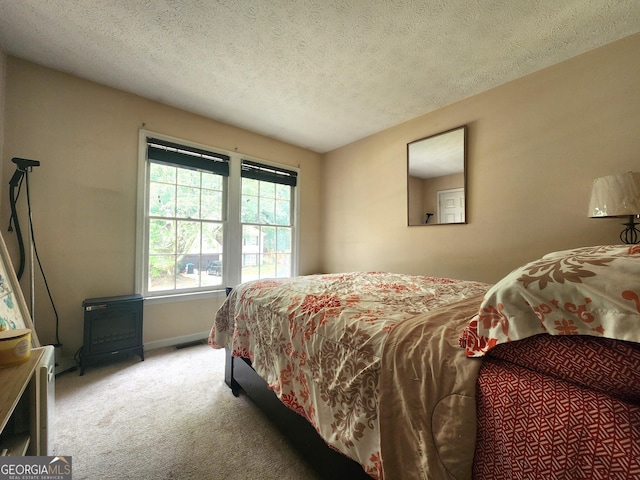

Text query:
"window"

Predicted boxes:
[[145, 138, 229, 295], [240, 160, 297, 283], [137, 132, 298, 298]]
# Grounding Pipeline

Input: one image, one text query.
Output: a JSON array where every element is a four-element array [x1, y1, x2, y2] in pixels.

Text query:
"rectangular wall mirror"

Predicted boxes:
[[407, 125, 467, 226]]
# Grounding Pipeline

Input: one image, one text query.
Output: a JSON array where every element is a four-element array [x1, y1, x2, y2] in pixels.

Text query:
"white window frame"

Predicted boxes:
[[135, 129, 299, 302]]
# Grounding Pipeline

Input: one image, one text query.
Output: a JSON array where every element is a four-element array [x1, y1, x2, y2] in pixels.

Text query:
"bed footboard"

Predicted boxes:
[[224, 348, 373, 479]]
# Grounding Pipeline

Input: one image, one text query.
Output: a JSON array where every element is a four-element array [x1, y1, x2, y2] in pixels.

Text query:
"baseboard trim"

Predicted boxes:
[[144, 331, 210, 351]]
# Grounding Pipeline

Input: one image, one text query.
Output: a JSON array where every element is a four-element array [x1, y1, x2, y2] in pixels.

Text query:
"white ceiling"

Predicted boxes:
[[0, 1, 639, 153]]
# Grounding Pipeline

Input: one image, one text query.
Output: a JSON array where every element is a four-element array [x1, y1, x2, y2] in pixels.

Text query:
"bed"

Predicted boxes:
[[208, 245, 640, 479]]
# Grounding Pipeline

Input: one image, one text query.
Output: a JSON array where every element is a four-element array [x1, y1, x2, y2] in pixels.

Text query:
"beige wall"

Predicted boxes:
[[1, 58, 323, 355], [0, 45, 5, 202], [322, 34, 640, 283], [407, 174, 424, 225]]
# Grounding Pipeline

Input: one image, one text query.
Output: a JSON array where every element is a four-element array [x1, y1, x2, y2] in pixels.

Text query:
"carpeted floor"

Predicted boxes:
[[53, 343, 321, 480]]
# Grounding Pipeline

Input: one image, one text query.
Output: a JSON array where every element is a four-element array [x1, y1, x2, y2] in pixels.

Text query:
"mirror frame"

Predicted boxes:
[[407, 125, 467, 226]]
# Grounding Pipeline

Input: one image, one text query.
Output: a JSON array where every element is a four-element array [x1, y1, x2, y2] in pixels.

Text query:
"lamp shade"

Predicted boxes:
[[588, 172, 640, 217]]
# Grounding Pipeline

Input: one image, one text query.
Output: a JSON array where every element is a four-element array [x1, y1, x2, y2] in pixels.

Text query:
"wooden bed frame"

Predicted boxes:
[[224, 348, 373, 479]]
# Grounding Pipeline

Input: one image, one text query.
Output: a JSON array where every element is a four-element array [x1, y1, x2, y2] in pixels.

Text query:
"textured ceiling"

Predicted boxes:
[[0, 1, 639, 153]]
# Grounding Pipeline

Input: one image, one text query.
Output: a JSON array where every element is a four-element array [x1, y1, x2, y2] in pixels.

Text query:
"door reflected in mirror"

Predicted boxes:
[[407, 125, 467, 226]]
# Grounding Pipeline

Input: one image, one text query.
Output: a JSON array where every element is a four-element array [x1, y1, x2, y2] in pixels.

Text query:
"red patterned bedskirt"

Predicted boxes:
[[474, 334, 640, 479]]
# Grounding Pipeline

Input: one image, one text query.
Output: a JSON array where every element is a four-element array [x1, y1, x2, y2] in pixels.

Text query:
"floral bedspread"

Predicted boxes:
[[209, 272, 489, 479]]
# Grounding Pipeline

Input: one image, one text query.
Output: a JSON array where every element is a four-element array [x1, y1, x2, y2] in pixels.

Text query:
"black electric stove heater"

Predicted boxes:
[[80, 294, 144, 375]]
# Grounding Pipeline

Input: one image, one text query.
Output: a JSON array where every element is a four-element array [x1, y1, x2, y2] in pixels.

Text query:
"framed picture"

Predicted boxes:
[[0, 232, 40, 346]]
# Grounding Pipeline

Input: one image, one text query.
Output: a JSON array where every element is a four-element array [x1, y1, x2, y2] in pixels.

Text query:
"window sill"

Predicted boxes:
[[142, 289, 227, 305]]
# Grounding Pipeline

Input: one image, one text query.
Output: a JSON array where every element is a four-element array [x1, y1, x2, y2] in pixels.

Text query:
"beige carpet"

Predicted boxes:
[[53, 343, 321, 480]]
